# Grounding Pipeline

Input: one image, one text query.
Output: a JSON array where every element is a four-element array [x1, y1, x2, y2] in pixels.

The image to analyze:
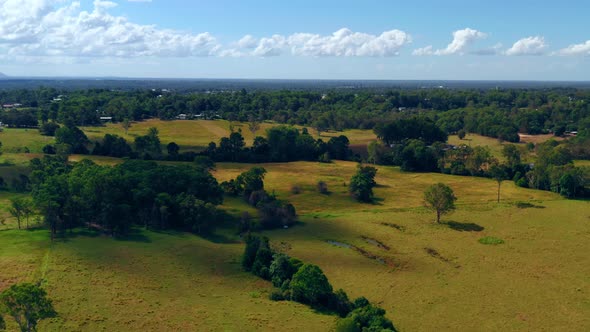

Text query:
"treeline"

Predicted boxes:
[[1, 87, 589, 141], [243, 234, 397, 332], [369, 118, 590, 198], [44, 122, 355, 164], [29, 156, 225, 239]]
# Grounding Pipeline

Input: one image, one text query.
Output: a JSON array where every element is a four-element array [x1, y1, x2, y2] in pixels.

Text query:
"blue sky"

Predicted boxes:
[[0, 0, 589, 80]]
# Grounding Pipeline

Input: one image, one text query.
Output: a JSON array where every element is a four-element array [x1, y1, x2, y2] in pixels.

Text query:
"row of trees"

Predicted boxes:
[[205, 126, 353, 163], [242, 235, 397, 332], [29, 156, 225, 239], [369, 118, 589, 199]]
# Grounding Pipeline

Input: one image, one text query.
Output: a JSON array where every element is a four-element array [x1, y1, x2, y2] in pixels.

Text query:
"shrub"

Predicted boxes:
[[269, 291, 286, 301], [269, 253, 298, 287], [318, 152, 332, 163], [478, 236, 505, 245], [349, 165, 378, 203], [252, 247, 274, 279], [335, 317, 361, 332], [345, 302, 397, 332], [290, 264, 333, 306], [317, 181, 329, 194], [330, 289, 353, 317], [242, 235, 270, 271], [259, 200, 297, 229], [42, 144, 56, 154], [290, 184, 302, 194]]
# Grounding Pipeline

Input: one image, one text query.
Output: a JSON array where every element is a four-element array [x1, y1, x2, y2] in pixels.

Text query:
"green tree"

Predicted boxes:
[[0, 283, 56, 332], [489, 164, 508, 202], [457, 129, 466, 140], [349, 165, 377, 203], [424, 183, 457, 223], [290, 264, 333, 306], [121, 118, 131, 135], [8, 197, 30, 230], [0, 314, 5, 330], [248, 116, 261, 136], [236, 167, 267, 198]]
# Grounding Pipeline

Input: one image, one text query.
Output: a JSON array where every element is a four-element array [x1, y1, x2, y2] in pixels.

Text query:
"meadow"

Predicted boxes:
[[0, 121, 588, 331]]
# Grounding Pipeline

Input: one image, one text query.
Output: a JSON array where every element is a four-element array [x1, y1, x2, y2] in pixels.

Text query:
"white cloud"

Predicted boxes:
[[412, 45, 433, 56], [556, 40, 590, 56], [226, 28, 411, 58], [435, 28, 487, 55], [237, 35, 257, 49], [412, 28, 486, 56], [0, 0, 220, 59], [505, 36, 547, 56]]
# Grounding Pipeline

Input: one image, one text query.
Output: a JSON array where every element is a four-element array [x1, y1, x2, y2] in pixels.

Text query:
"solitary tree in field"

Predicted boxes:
[[458, 129, 466, 140], [424, 183, 457, 223], [0, 282, 56, 332], [489, 164, 508, 202], [248, 116, 261, 137], [121, 118, 131, 135], [8, 197, 29, 230], [349, 164, 378, 203]]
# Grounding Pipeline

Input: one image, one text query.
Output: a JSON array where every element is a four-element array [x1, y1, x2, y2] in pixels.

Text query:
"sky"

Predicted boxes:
[[0, 0, 589, 80]]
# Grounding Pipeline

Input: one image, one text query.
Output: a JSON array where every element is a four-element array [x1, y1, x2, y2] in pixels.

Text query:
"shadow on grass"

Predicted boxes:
[[114, 228, 152, 243], [201, 232, 240, 244], [446, 221, 484, 232]]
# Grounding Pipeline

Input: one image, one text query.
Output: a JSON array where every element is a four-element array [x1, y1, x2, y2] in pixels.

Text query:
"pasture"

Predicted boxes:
[[0, 160, 588, 331]]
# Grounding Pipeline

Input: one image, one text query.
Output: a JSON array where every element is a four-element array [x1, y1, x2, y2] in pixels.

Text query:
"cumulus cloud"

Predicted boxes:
[[505, 36, 547, 56], [0, 0, 220, 59], [224, 28, 412, 58], [412, 28, 486, 56], [556, 40, 590, 56]]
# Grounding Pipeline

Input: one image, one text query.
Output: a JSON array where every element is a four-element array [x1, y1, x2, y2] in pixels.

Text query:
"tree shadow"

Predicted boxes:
[[200, 232, 240, 244], [114, 229, 152, 243], [446, 221, 484, 232]]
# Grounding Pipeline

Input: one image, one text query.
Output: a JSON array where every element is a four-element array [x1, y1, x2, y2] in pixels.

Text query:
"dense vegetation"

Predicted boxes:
[[29, 156, 225, 239], [242, 234, 397, 332], [1, 87, 589, 143]]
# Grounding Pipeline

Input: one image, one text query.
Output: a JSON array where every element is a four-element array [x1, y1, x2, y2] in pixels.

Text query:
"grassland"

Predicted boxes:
[[0, 122, 589, 331], [1, 160, 588, 331]]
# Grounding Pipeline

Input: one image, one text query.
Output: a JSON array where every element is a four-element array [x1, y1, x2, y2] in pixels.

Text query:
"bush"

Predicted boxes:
[[259, 200, 297, 229], [290, 264, 333, 306], [335, 317, 361, 332], [318, 152, 332, 163], [269, 291, 287, 301], [290, 185, 302, 194], [317, 181, 329, 194], [42, 144, 56, 154], [478, 236, 505, 245], [242, 235, 270, 271], [330, 289, 353, 317], [269, 253, 298, 287], [349, 165, 378, 203]]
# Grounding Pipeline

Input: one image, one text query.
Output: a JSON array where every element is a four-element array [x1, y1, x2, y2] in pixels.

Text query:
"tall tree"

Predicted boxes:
[[0, 283, 56, 332], [121, 118, 131, 135], [424, 183, 457, 223], [489, 164, 508, 202], [349, 165, 378, 203]]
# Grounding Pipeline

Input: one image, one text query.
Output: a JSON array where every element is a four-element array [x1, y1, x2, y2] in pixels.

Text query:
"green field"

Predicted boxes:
[[1, 160, 589, 331], [0, 123, 589, 331]]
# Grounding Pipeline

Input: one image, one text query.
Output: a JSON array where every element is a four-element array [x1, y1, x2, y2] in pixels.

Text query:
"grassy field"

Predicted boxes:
[[0, 122, 589, 331], [81, 119, 378, 152], [1, 160, 588, 331]]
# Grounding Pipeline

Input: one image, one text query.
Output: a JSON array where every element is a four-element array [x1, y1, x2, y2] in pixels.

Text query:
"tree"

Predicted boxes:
[[290, 264, 333, 306], [248, 116, 261, 136], [121, 118, 131, 135], [166, 142, 180, 158], [236, 167, 267, 198], [0, 282, 56, 332], [349, 165, 377, 203], [0, 314, 5, 330], [457, 129, 466, 140], [8, 197, 30, 230], [424, 183, 457, 223], [489, 164, 508, 202]]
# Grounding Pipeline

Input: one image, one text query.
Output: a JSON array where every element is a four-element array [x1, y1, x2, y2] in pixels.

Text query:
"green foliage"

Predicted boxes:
[[290, 264, 333, 306], [55, 125, 89, 154], [345, 302, 397, 332], [335, 317, 360, 332], [269, 254, 299, 287], [349, 165, 377, 203], [424, 183, 457, 223], [478, 236, 505, 245], [241, 234, 270, 271], [38, 122, 60, 136], [0, 282, 56, 332], [236, 167, 267, 198], [134, 127, 161, 158], [375, 117, 447, 145]]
